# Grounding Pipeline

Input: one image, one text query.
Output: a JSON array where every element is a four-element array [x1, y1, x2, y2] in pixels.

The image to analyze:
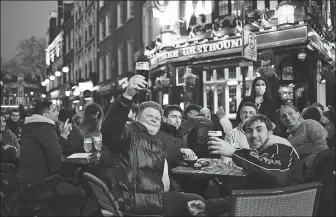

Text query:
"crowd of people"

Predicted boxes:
[[1, 75, 335, 216]]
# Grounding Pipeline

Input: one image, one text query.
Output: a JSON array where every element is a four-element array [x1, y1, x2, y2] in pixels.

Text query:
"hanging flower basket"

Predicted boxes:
[[185, 76, 197, 86], [161, 78, 170, 87]]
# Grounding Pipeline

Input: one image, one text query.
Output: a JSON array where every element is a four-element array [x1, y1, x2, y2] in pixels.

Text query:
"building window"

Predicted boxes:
[[106, 52, 112, 80], [85, 63, 88, 78], [229, 85, 237, 113], [219, 0, 229, 16], [118, 45, 124, 75], [106, 12, 111, 36], [117, 2, 124, 28], [99, 0, 104, 8], [99, 19, 105, 41], [89, 24, 93, 39], [127, 39, 134, 72], [99, 56, 105, 82], [282, 66, 293, 80], [89, 61, 93, 74], [228, 67, 236, 79], [127, 1, 134, 20]]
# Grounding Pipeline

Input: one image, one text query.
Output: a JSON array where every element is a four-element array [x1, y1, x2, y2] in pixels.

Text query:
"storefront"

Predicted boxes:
[[146, 24, 335, 118]]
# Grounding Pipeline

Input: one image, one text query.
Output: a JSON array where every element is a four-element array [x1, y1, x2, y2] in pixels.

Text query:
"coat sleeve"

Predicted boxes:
[[101, 96, 133, 152], [59, 127, 84, 155], [232, 144, 296, 187], [10, 131, 20, 158], [36, 127, 62, 175], [305, 121, 329, 169]]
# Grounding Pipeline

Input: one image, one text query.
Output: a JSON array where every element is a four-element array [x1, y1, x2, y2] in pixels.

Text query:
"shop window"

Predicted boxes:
[[217, 68, 225, 81], [229, 85, 237, 113], [118, 45, 124, 75], [282, 66, 293, 80], [217, 84, 226, 111], [176, 67, 186, 86], [205, 68, 213, 81], [205, 84, 215, 112], [228, 67, 236, 79]]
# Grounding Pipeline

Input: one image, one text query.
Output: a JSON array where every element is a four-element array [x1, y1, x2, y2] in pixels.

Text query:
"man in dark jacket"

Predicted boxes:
[[187, 109, 215, 158], [181, 104, 201, 132], [188, 114, 303, 216], [100, 75, 203, 216], [16, 100, 85, 214], [157, 105, 196, 169]]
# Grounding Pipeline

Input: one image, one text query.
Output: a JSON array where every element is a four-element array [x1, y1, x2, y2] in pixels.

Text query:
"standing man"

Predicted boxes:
[[100, 75, 203, 216]]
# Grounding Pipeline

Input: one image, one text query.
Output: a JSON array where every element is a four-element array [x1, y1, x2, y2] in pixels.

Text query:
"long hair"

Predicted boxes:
[[80, 103, 104, 136], [249, 77, 273, 101]]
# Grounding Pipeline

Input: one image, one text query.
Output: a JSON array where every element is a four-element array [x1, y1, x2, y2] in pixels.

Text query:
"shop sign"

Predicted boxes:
[[50, 90, 60, 99], [149, 38, 243, 66], [308, 29, 335, 63], [97, 83, 112, 93], [242, 29, 257, 62]]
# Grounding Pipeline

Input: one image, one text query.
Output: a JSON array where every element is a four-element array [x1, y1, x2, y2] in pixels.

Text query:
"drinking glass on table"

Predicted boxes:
[[83, 137, 93, 160], [93, 133, 102, 159]]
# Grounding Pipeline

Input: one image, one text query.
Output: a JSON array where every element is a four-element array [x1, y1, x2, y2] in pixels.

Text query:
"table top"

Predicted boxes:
[[62, 154, 100, 166], [172, 159, 246, 178]]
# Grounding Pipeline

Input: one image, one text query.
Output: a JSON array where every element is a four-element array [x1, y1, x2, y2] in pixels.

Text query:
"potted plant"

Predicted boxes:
[[155, 74, 170, 89], [183, 69, 198, 87]]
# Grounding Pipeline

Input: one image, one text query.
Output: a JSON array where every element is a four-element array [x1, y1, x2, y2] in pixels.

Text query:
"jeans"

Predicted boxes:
[[163, 191, 204, 216]]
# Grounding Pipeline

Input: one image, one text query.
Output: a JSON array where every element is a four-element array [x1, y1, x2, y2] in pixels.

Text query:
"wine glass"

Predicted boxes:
[[93, 133, 102, 159], [83, 137, 93, 160]]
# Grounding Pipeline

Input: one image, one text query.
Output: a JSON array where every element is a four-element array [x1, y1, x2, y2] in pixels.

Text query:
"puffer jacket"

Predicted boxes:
[[156, 122, 188, 169], [16, 115, 62, 185], [187, 114, 215, 158], [100, 96, 165, 215]]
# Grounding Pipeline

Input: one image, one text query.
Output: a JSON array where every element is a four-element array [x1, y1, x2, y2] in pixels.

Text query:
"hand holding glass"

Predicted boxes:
[[94, 134, 102, 158]]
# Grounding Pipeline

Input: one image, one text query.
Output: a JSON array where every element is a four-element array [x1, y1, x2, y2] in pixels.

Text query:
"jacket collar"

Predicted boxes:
[[160, 121, 187, 136], [132, 121, 149, 133], [24, 114, 55, 125]]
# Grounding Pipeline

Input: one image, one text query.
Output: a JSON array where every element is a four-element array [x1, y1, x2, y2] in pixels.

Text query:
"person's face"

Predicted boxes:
[[0, 116, 6, 131], [279, 107, 301, 128], [165, 110, 182, 129], [245, 120, 272, 150], [44, 104, 59, 122], [254, 79, 266, 96], [240, 106, 257, 122], [138, 107, 161, 135], [10, 112, 20, 122], [187, 110, 199, 118]]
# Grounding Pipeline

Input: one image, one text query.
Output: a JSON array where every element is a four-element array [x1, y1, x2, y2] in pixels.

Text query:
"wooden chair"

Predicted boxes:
[[230, 182, 323, 216], [82, 172, 123, 217]]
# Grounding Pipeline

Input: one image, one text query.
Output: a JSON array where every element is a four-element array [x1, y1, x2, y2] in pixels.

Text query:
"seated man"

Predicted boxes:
[[16, 100, 85, 215], [100, 75, 203, 216], [188, 114, 303, 216], [157, 104, 196, 169]]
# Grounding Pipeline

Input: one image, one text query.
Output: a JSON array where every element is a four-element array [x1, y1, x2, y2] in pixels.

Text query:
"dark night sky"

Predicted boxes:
[[1, 1, 57, 61]]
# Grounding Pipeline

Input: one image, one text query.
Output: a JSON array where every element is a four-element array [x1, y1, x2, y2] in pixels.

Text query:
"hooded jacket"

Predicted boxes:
[[99, 96, 166, 215], [16, 114, 62, 185], [205, 137, 303, 216]]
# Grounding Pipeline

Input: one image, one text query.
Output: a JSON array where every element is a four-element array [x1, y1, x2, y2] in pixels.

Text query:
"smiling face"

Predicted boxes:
[[279, 106, 301, 128], [0, 116, 6, 131], [10, 112, 20, 122], [165, 110, 182, 129], [245, 120, 272, 150], [138, 107, 161, 135], [240, 106, 257, 122], [254, 79, 267, 97]]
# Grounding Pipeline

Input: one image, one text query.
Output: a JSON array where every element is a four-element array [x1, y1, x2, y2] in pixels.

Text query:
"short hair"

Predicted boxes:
[[10, 109, 19, 115], [58, 108, 74, 123], [312, 103, 324, 112], [276, 105, 299, 116], [302, 106, 322, 122], [138, 101, 163, 117], [164, 105, 183, 117], [33, 100, 52, 115], [183, 104, 201, 116], [242, 114, 274, 132], [241, 102, 258, 112], [83, 103, 104, 121]]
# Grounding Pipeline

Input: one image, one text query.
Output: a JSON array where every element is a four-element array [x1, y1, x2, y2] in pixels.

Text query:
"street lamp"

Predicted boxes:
[[45, 79, 50, 84], [276, 0, 295, 26], [55, 71, 61, 77], [50, 75, 55, 81], [41, 81, 46, 86], [161, 29, 175, 50], [62, 66, 69, 73]]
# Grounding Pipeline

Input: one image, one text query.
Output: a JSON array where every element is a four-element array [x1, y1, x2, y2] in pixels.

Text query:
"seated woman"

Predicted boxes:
[[278, 105, 329, 174], [1, 115, 20, 165]]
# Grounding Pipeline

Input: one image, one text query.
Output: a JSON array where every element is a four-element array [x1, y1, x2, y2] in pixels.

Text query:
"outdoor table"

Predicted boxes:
[[62, 154, 100, 167], [171, 159, 246, 178]]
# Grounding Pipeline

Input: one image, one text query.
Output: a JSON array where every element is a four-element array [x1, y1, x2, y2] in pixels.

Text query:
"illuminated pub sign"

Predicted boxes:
[[149, 37, 243, 66], [46, 33, 63, 66]]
